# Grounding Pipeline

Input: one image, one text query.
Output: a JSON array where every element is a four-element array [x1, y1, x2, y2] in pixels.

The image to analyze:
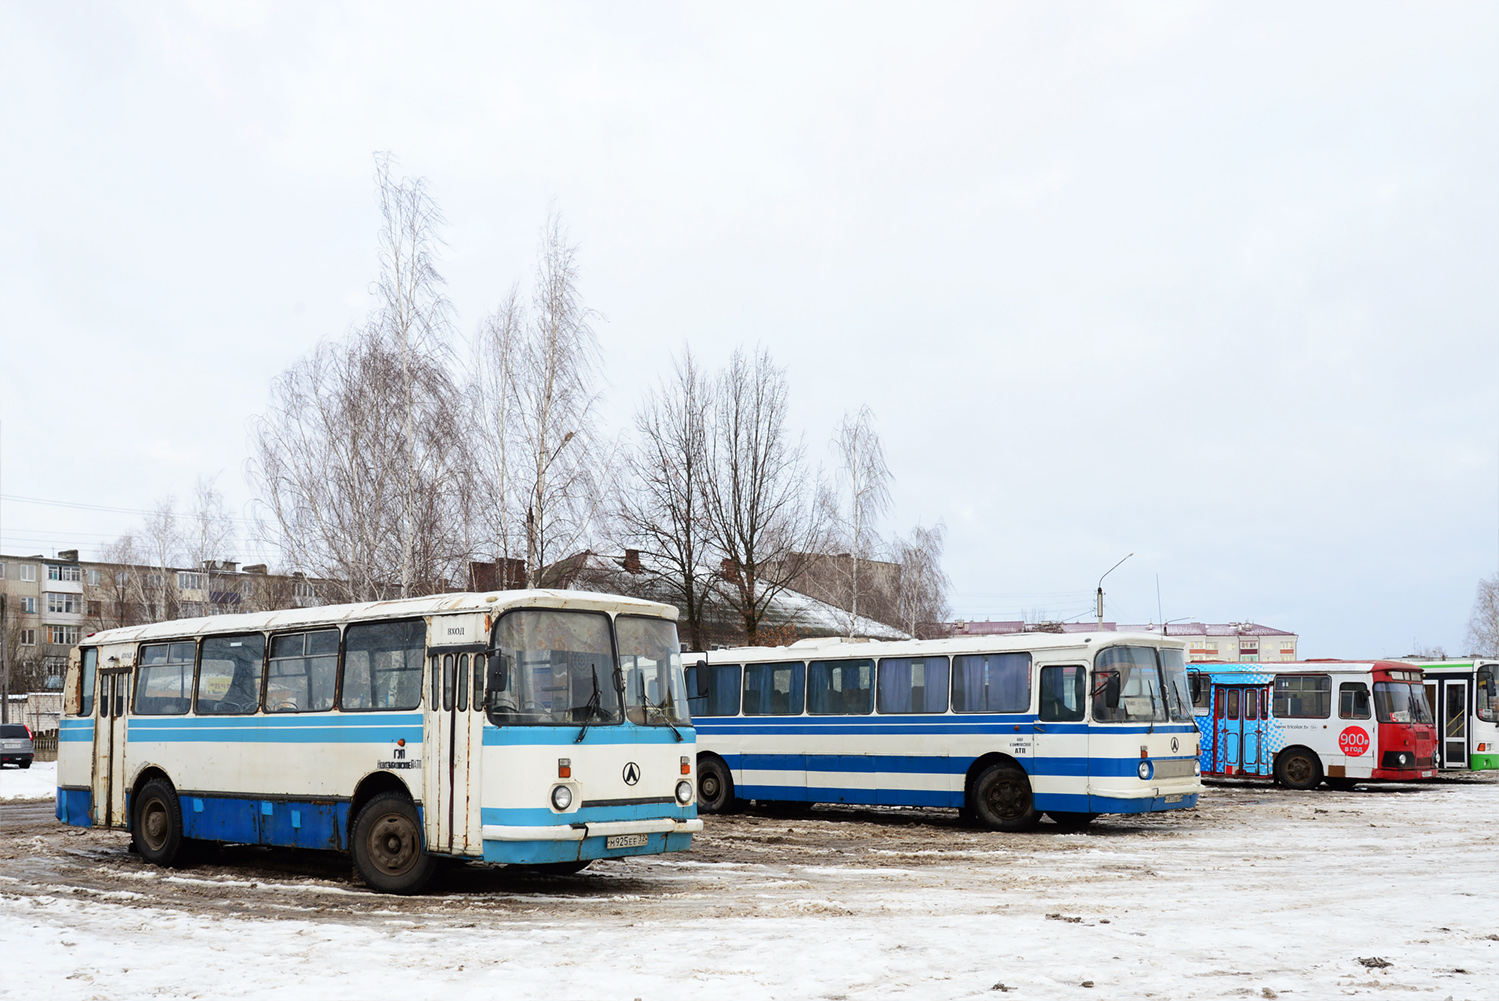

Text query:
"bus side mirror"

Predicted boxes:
[[1104, 674, 1122, 709], [693, 665, 709, 698], [486, 653, 508, 695]]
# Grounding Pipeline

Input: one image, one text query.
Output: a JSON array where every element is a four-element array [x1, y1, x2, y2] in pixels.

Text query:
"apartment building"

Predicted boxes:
[[945, 619, 1298, 662]]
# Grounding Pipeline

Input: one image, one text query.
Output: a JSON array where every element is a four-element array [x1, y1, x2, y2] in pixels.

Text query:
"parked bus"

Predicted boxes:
[[1186, 661, 1438, 789], [55, 590, 701, 893], [1413, 660, 1498, 771], [685, 632, 1202, 831]]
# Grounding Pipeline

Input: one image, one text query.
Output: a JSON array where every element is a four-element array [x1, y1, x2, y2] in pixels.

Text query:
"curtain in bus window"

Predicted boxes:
[[808, 659, 874, 715], [688, 664, 743, 717], [135, 642, 196, 715], [197, 634, 266, 715], [742, 662, 805, 716], [876, 657, 949, 713], [1339, 683, 1371, 719], [268, 629, 338, 712], [340, 620, 424, 711], [951, 653, 1031, 713], [1038, 665, 1085, 722]]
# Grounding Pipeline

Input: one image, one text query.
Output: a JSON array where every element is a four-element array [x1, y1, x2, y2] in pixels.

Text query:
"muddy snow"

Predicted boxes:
[[1, 770, 1493, 999]]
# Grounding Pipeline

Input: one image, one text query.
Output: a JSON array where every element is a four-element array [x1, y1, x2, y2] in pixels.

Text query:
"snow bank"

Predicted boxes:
[[0, 758, 55, 801]]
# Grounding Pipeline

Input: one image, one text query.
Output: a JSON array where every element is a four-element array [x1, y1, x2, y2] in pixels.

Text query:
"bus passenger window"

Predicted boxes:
[[808, 659, 874, 715], [877, 657, 950, 714], [1226, 688, 1240, 720], [1244, 689, 1258, 721], [457, 655, 469, 712], [135, 642, 196, 715], [77, 648, 97, 717], [952, 653, 1031, 713], [1038, 665, 1085, 722], [687, 664, 742, 717], [742, 662, 804, 716], [269, 629, 339, 712], [1274, 675, 1331, 718], [197, 634, 266, 715], [341, 620, 424, 711], [1339, 683, 1371, 719]]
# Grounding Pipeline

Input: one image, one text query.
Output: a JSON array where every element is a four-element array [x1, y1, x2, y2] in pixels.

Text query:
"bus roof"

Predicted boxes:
[[693, 630, 1187, 663], [79, 589, 679, 647]]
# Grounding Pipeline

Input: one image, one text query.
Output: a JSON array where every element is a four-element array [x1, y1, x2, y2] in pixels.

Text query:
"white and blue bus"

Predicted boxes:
[[56, 590, 701, 893], [685, 631, 1202, 830]]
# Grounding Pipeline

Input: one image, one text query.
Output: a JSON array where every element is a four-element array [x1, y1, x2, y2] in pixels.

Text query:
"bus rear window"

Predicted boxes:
[[1273, 675, 1330, 718]]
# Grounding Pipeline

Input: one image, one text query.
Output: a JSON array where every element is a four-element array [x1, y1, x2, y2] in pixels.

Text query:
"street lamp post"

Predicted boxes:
[[1096, 553, 1132, 627]]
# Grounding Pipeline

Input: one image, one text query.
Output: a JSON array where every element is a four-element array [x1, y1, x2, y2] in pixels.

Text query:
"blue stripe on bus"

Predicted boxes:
[[481, 725, 697, 747], [167, 793, 352, 850], [482, 831, 694, 865], [59, 723, 95, 742], [726, 752, 1199, 778], [693, 718, 1197, 736], [480, 803, 696, 826], [125, 714, 422, 744]]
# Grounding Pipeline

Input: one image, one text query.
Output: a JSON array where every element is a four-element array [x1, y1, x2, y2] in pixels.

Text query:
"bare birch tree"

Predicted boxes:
[[700, 346, 824, 643], [1468, 573, 1499, 656], [372, 153, 455, 597], [827, 406, 892, 634], [510, 212, 606, 587], [616, 347, 716, 650], [890, 523, 952, 639], [469, 285, 525, 572]]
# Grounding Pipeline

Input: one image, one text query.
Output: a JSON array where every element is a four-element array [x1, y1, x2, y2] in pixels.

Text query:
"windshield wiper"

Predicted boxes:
[[575, 666, 604, 744], [637, 674, 684, 743]]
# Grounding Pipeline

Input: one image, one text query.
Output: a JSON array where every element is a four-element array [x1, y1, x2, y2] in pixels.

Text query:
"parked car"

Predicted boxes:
[[0, 723, 34, 768]]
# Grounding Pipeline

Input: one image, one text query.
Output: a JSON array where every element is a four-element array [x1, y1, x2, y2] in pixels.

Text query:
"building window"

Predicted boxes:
[[292, 580, 315, 599], [47, 625, 80, 645], [48, 564, 82, 582], [19, 629, 36, 646], [0, 563, 5, 579], [87, 569, 102, 586], [20, 596, 36, 614], [145, 573, 164, 589], [88, 600, 103, 617], [46, 592, 81, 614], [115, 571, 129, 587], [20, 565, 36, 582], [178, 572, 204, 591]]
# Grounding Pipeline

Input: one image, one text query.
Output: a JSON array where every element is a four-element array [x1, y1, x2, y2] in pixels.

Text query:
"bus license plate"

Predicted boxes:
[[606, 834, 649, 849], [1164, 795, 1183, 804]]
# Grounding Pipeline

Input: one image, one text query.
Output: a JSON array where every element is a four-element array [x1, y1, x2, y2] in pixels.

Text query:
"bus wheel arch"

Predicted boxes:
[[964, 753, 1039, 832], [696, 753, 738, 814], [1274, 746, 1323, 791], [348, 770, 416, 848]]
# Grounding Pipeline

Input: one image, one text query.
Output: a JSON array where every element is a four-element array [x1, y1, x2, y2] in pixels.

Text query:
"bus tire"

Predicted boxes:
[[1046, 811, 1098, 828], [1275, 749, 1322, 791], [971, 763, 1039, 832], [351, 791, 435, 895], [697, 756, 737, 814], [132, 778, 185, 867]]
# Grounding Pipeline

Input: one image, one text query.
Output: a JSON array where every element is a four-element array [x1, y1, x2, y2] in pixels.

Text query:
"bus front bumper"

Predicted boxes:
[[482, 818, 704, 842]]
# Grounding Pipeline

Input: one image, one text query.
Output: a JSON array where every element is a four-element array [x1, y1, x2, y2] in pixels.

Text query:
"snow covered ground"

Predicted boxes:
[[0, 758, 55, 800], [1, 777, 1494, 999]]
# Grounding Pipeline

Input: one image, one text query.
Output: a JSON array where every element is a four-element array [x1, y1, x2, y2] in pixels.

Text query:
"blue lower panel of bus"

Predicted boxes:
[[56, 786, 92, 826], [178, 794, 351, 850], [483, 831, 694, 865]]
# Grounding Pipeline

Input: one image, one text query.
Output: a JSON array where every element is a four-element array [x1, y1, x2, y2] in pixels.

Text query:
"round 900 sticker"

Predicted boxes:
[[1338, 726, 1370, 757]]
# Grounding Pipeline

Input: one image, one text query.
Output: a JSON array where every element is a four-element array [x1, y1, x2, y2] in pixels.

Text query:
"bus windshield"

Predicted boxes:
[[1374, 682, 1433, 725], [617, 616, 691, 726], [487, 609, 622, 727], [1159, 648, 1195, 722], [1093, 646, 1168, 723], [1478, 665, 1498, 724]]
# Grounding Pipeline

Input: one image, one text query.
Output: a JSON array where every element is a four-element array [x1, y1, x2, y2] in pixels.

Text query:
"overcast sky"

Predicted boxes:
[[1, 2, 1495, 657]]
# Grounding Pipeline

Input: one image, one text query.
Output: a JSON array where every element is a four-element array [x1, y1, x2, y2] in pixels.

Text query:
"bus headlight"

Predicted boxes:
[[1194, 761, 1201, 776], [551, 784, 574, 811], [675, 780, 693, 804], [1137, 761, 1152, 780]]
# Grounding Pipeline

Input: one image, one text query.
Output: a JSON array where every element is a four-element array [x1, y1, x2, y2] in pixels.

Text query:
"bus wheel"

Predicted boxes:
[[351, 792, 435, 895], [697, 756, 737, 814], [132, 778, 185, 867], [972, 763, 1039, 832], [1046, 811, 1098, 828], [1275, 749, 1322, 791]]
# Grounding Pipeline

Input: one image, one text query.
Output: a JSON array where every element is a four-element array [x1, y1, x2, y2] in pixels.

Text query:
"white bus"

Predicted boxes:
[[1414, 660, 1499, 772], [686, 632, 1202, 830], [56, 590, 701, 893]]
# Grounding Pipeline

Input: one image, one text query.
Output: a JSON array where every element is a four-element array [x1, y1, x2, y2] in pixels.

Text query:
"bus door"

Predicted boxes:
[[93, 657, 132, 828], [1440, 679, 1469, 769], [1212, 686, 1267, 775], [424, 648, 485, 856]]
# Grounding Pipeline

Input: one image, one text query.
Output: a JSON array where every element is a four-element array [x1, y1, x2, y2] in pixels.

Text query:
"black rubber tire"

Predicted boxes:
[[519, 860, 592, 876], [350, 791, 436, 895], [132, 778, 185, 867], [1046, 811, 1098, 828], [697, 755, 737, 814], [1275, 749, 1322, 791], [971, 763, 1039, 832], [1324, 777, 1358, 791]]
